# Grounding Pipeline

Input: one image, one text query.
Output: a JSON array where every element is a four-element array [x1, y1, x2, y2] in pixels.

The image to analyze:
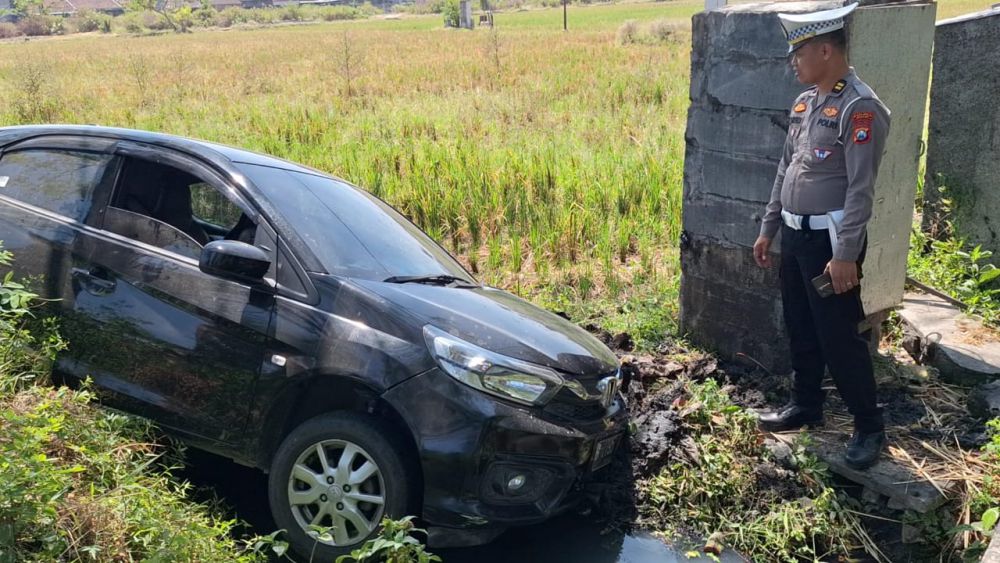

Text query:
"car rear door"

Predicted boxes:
[[0, 136, 119, 358]]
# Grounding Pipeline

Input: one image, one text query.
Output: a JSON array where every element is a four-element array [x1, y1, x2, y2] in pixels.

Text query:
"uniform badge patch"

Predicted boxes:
[[813, 148, 833, 160], [823, 107, 839, 118], [851, 111, 874, 144], [794, 102, 807, 113]]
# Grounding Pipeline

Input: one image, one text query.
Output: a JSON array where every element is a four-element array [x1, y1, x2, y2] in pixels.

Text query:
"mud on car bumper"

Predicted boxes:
[[383, 368, 628, 547]]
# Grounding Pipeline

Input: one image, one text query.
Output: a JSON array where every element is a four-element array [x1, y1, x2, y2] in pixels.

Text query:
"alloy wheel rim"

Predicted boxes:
[[287, 439, 386, 546]]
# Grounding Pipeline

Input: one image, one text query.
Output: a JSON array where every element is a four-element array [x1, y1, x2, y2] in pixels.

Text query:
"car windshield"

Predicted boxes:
[[238, 163, 472, 282]]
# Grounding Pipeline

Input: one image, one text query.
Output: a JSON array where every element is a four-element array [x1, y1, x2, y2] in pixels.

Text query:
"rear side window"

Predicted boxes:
[[0, 150, 112, 222]]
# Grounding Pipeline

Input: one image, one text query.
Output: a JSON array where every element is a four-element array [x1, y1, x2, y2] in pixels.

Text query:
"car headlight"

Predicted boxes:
[[423, 325, 564, 406]]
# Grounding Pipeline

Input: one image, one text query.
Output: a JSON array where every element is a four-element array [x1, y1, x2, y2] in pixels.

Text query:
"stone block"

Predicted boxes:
[[969, 380, 1000, 420], [686, 102, 789, 161], [796, 434, 955, 514], [684, 145, 779, 204], [693, 2, 842, 63], [681, 193, 767, 248], [902, 523, 922, 544], [679, 236, 790, 372], [703, 57, 802, 111]]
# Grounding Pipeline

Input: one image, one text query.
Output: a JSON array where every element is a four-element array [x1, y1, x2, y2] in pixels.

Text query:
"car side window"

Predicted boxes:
[[0, 149, 112, 222], [190, 182, 245, 235], [104, 157, 258, 261]]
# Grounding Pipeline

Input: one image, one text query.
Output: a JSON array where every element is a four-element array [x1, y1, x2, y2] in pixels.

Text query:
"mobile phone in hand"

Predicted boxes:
[[811, 272, 835, 298], [811, 269, 864, 298]]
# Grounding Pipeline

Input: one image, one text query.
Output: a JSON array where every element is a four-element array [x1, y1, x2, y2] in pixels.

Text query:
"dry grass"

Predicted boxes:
[[0, 7, 694, 302], [0, 0, 991, 303]]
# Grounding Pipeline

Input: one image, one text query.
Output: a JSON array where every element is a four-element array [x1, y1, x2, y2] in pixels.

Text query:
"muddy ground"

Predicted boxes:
[[583, 324, 989, 562]]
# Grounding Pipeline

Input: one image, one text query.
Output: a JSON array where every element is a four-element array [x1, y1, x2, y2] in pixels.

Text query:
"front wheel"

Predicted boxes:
[[268, 412, 412, 560]]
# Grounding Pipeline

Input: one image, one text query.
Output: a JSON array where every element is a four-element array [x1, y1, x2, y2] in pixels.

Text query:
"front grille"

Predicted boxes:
[[543, 398, 607, 422], [540, 370, 620, 423]]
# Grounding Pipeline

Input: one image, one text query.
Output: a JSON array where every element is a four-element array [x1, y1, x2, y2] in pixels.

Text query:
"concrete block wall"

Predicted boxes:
[[923, 8, 1000, 251], [679, 1, 935, 372]]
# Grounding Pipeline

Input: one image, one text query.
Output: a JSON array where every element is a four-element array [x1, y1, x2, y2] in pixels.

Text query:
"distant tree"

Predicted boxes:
[[10, 0, 46, 16], [126, 0, 177, 30], [441, 0, 458, 27]]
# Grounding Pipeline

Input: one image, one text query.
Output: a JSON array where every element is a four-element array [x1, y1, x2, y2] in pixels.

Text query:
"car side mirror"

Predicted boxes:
[[199, 240, 272, 286]]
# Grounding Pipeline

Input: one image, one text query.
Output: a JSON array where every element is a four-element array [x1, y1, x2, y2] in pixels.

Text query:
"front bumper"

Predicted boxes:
[[382, 367, 628, 544]]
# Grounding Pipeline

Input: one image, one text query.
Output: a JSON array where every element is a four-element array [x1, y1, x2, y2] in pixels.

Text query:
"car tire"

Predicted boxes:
[[268, 412, 413, 561]]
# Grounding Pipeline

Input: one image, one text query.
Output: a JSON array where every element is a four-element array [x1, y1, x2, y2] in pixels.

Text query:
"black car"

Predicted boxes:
[[0, 125, 626, 559]]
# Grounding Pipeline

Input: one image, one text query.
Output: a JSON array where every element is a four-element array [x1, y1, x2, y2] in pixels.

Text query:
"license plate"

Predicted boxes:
[[591, 434, 621, 471]]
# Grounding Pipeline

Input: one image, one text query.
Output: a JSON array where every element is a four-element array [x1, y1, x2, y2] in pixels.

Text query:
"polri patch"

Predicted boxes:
[[794, 102, 807, 113], [823, 107, 839, 118], [851, 111, 874, 144], [832, 80, 847, 93], [813, 148, 833, 160], [818, 118, 838, 129]]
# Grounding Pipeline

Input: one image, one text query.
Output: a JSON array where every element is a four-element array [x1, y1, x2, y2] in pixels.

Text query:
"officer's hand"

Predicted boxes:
[[825, 259, 859, 294], [753, 236, 772, 268]]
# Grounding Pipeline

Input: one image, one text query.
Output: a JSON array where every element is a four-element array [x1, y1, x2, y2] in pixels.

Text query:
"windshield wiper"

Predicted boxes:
[[383, 274, 477, 287]]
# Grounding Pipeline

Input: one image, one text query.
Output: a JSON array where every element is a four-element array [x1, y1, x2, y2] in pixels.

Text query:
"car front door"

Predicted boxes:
[[66, 141, 275, 445]]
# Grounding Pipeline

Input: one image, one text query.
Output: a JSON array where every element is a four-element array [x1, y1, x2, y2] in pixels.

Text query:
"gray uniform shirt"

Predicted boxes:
[[759, 67, 891, 262]]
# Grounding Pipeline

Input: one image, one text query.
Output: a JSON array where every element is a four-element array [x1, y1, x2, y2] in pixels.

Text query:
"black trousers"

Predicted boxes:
[[779, 223, 883, 433]]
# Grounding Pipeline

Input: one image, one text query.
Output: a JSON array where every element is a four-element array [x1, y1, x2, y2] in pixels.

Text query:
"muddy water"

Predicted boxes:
[[437, 513, 745, 563], [179, 449, 744, 563]]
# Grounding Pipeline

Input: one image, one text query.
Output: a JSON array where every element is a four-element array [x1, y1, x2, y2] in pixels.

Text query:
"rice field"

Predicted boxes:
[[0, 0, 991, 323]]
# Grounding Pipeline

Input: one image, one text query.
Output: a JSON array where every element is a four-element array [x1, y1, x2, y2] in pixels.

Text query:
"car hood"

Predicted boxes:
[[349, 280, 620, 378]]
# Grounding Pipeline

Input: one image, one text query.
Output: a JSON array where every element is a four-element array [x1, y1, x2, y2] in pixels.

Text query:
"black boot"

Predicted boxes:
[[757, 402, 824, 432], [844, 430, 886, 470]]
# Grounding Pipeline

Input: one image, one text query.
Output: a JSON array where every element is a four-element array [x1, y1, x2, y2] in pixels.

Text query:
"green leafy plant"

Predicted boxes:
[[641, 380, 867, 562], [337, 516, 441, 563], [441, 0, 459, 27], [247, 529, 291, 560], [909, 228, 1000, 325]]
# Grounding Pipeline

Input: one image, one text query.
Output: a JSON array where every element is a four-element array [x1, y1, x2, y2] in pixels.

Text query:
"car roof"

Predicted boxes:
[[0, 124, 327, 178]]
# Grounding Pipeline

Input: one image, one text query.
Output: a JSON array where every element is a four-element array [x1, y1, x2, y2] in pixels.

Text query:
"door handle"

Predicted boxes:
[[71, 267, 117, 294]]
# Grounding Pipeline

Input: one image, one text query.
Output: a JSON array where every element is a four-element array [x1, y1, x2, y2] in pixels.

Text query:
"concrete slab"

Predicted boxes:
[[812, 437, 954, 514], [771, 433, 954, 514], [984, 524, 1000, 563], [898, 291, 1000, 385]]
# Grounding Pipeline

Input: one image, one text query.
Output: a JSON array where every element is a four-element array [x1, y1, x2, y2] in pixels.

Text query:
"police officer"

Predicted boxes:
[[752, 3, 891, 470]]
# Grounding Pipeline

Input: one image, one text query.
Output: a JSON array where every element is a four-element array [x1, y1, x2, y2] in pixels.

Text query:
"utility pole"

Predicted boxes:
[[563, 0, 567, 30]]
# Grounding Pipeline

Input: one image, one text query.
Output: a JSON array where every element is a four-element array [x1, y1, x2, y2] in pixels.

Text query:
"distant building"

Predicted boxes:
[[41, 0, 126, 16]]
